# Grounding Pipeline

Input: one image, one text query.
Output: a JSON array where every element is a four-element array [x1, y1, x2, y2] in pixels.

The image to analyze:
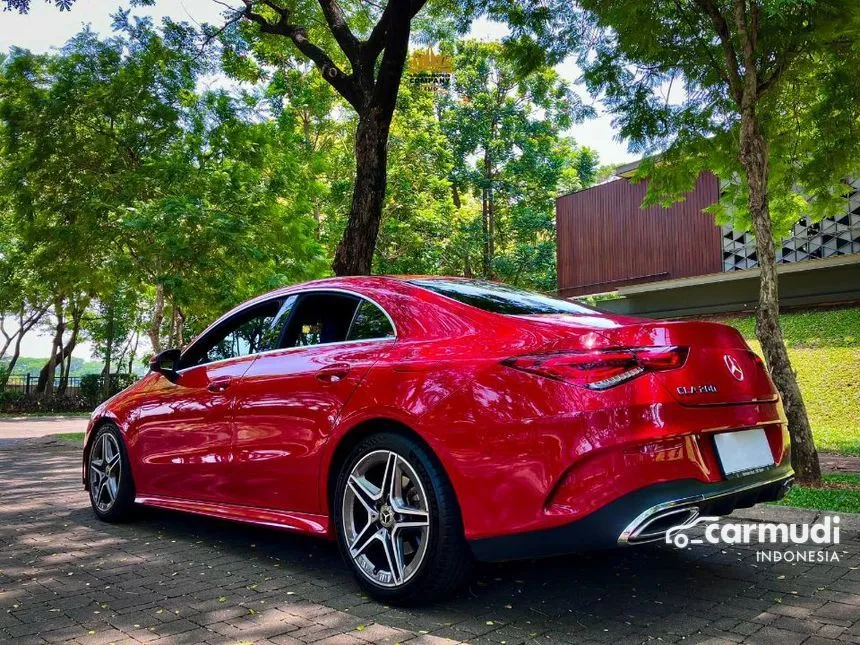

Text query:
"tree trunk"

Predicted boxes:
[[481, 184, 490, 276], [0, 304, 47, 388], [481, 148, 495, 278], [128, 330, 140, 375], [332, 113, 390, 275], [2, 332, 24, 390], [39, 298, 65, 397], [148, 284, 164, 354], [56, 304, 83, 397], [174, 306, 185, 348], [740, 108, 821, 485], [0, 318, 12, 361], [102, 301, 115, 398]]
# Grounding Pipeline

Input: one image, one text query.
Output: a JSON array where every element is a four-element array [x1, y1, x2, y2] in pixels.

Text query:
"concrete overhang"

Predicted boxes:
[[580, 254, 860, 319]]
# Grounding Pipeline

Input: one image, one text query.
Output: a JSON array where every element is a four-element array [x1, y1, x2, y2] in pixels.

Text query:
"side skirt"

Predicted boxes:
[[135, 495, 331, 537]]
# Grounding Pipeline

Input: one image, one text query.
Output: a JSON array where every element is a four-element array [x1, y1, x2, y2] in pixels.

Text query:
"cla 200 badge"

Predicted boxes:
[[677, 384, 719, 395]]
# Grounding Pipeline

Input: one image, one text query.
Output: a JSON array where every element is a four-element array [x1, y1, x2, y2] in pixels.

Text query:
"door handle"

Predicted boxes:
[[316, 363, 351, 383], [207, 377, 232, 393]]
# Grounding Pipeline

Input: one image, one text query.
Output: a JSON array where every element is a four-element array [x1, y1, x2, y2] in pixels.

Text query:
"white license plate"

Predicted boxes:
[[714, 428, 775, 478]]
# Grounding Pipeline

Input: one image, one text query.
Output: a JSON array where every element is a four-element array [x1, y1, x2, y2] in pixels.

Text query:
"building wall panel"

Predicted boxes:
[[556, 173, 722, 297]]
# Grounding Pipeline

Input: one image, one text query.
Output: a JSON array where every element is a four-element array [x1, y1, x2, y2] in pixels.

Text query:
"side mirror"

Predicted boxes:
[[149, 348, 181, 381]]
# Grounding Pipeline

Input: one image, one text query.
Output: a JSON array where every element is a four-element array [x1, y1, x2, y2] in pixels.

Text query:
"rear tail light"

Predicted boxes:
[[502, 346, 689, 390]]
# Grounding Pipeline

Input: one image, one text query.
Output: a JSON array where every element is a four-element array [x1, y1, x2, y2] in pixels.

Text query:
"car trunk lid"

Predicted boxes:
[[599, 320, 778, 406]]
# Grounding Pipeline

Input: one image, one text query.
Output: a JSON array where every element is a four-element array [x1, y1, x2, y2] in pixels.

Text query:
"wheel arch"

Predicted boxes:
[[323, 417, 461, 521]]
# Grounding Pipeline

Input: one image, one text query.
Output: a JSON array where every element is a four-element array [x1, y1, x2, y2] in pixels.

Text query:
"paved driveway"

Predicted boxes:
[[0, 438, 858, 645], [0, 415, 88, 439]]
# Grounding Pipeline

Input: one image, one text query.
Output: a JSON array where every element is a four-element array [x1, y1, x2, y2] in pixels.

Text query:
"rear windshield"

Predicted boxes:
[[409, 279, 595, 316]]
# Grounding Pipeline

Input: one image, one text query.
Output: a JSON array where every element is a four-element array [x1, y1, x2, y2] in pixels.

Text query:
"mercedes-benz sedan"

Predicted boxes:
[[84, 276, 793, 603]]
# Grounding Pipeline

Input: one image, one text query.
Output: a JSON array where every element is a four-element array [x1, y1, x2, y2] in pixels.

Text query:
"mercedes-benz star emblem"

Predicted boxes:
[[379, 504, 395, 529], [724, 354, 744, 381]]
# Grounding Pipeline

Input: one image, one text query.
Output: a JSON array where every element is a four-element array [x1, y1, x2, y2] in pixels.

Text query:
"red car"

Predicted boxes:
[[84, 276, 793, 603]]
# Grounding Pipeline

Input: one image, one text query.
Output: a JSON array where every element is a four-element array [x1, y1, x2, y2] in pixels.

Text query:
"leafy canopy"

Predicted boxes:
[[577, 0, 860, 237]]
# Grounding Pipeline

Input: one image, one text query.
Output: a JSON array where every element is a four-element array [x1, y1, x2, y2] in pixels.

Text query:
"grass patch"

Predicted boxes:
[[774, 473, 860, 513], [715, 308, 860, 457], [55, 432, 85, 442], [719, 307, 860, 348]]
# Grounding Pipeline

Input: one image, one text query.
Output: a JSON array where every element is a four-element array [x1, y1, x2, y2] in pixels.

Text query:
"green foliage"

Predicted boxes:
[[79, 373, 137, 404], [775, 473, 860, 513], [55, 432, 86, 441], [373, 83, 457, 275], [577, 0, 860, 239], [0, 356, 109, 377], [1, 5, 602, 381], [0, 18, 329, 364], [437, 40, 595, 290], [0, 390, 91, 413]]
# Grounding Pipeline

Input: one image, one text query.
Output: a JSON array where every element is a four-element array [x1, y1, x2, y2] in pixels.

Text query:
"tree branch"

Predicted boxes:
[[242, 0, 361, 108], [364, 0, 426, 63], [673, 0, 731, 90], [756, 45, 801, 95], [317, 0, 360, 64], [363, 1, 395, 61], [371, 0, 412, 114], [693, 0, 744, 104]]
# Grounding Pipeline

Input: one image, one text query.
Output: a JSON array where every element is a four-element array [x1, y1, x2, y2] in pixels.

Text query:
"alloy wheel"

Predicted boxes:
[[90, 433, 122, 513], [341, 450, 430, 587]]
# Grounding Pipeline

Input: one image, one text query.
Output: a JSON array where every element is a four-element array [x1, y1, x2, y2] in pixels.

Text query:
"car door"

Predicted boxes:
[[132, 297, 288, 504], [230, 291, 396, 514]]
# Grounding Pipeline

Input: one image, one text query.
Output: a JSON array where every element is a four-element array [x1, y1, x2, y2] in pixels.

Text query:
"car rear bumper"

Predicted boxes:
[[468, 461, 794, 562]]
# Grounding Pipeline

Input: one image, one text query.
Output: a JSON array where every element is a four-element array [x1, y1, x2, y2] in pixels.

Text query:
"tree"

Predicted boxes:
[[439, 40, 594, 289], [576, 0, 860, 483], [219, 0, 431, 276], [0, 19, 327, 378], [11, 0, 592, 279], [0, 221, 50, 387]]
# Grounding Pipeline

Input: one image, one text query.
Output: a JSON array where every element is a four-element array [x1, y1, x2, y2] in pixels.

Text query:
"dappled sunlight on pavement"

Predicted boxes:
[[0, 438, 858, 644]]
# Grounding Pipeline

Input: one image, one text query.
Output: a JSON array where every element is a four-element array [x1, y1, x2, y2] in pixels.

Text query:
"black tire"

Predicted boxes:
[[333, 431, 473, 605], [87, 423, 136, 522]]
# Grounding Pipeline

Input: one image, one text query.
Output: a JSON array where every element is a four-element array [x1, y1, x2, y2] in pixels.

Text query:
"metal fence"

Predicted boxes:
[[2, 374, 86, 395]]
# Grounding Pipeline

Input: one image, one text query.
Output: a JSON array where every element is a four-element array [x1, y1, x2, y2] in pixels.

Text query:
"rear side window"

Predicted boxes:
[[409, 279, 594, 316], [283, 293, 360, 347], [347, 300, 395, 341]]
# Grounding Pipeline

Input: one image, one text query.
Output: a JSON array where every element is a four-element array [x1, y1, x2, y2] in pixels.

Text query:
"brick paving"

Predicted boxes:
[[0, 438, 858, 645]]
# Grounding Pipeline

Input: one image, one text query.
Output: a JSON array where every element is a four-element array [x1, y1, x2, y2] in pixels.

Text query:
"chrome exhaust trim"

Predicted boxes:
[[617, 470, 794, 546], [631, 507, 699, 543]]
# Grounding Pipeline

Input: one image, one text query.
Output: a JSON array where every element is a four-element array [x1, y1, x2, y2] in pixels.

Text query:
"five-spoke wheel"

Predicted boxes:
[[343, 450, 431, 587], [334, 432, 473, 604], [90, 432, 122, 512], [88, 424, 134, 522]]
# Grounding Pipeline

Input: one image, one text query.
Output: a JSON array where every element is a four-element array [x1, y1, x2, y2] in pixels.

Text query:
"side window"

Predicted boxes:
[[185, 298, 288, 367], [283, 293, 360, 348], [347, 300, 395, 341]]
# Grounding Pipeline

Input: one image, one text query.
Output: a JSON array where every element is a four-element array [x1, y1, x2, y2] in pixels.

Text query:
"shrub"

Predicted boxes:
[[0, 391, 91, 414], [79, 374, 101, 403]]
